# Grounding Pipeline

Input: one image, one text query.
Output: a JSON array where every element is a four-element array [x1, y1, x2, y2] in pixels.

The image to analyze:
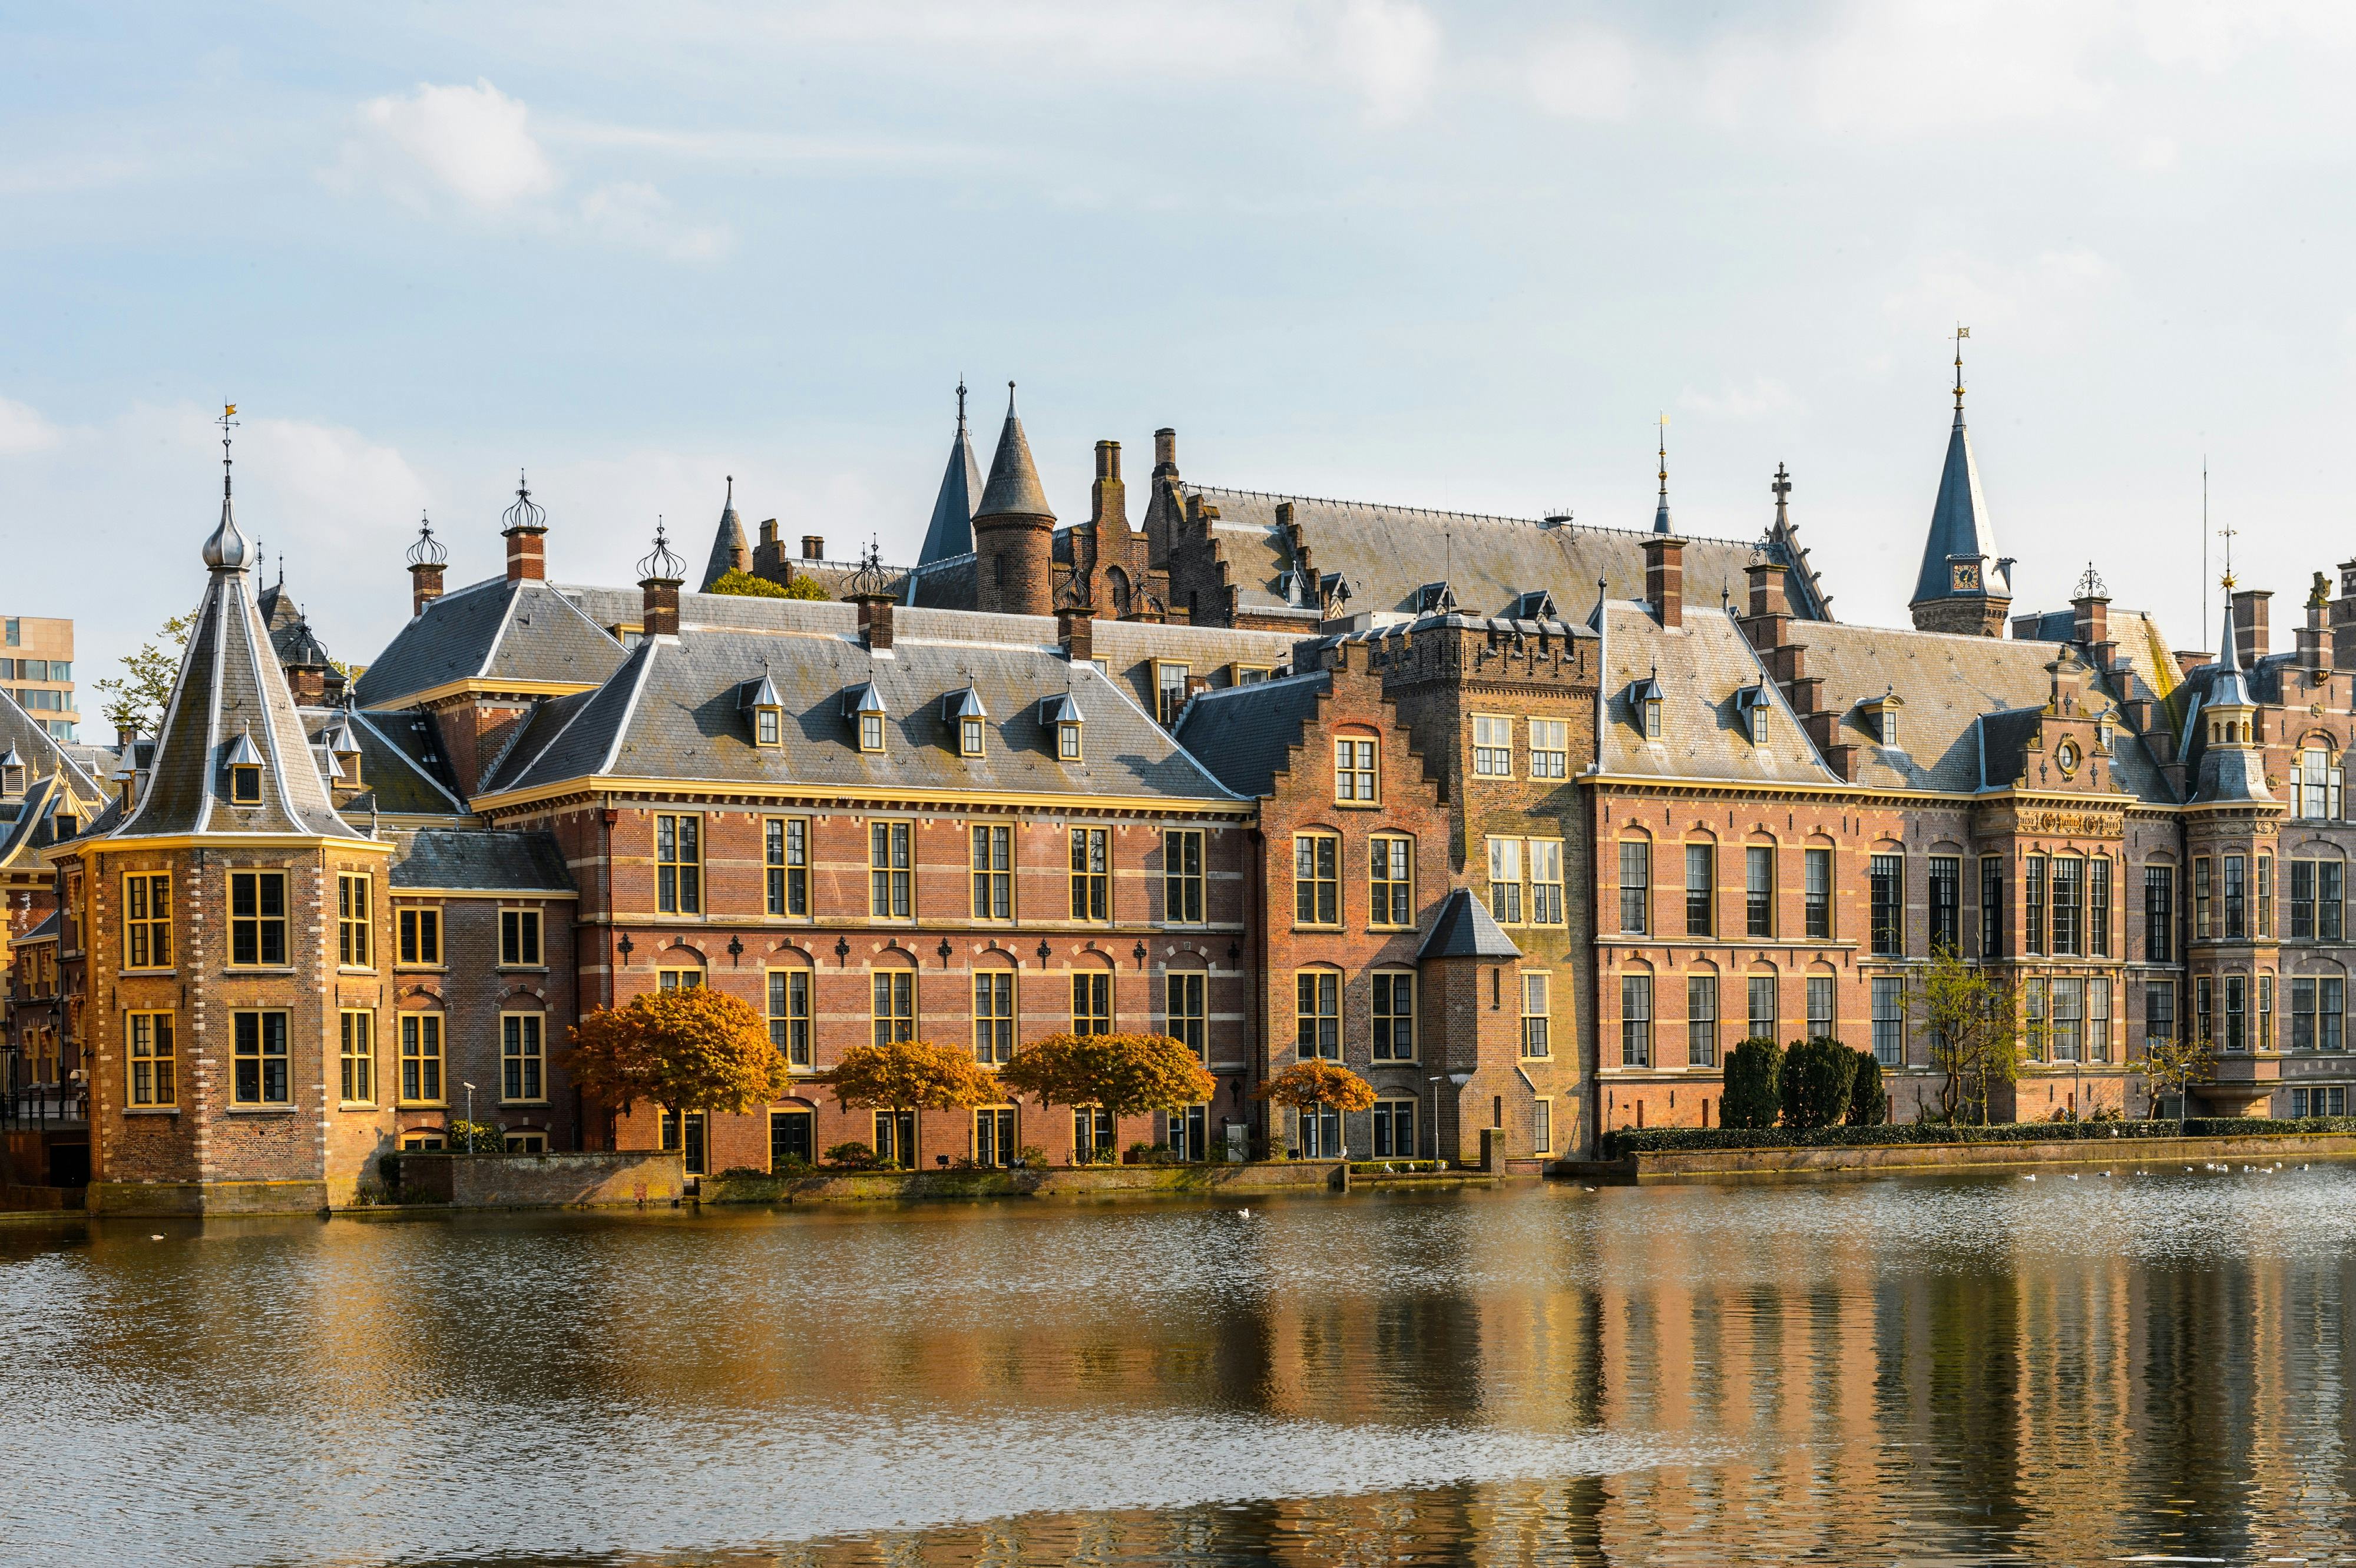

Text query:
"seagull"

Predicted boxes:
[[1584, 1185, 1598, 1192], [2023, 1174, 2037, 1181], [2067, 1173, 2079, 1179], [149, 1234, 164, 1242], [1237, 1208, 1251, 1219]]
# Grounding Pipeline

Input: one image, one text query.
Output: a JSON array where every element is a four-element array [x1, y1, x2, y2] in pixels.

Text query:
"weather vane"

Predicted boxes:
[[1953, 325, 1970, 412]]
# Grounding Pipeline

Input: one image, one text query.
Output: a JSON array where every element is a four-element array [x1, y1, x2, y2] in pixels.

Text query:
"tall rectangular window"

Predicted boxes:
[[1488, 838, 1523, 924], [1157, 662, 1190, 727], [1472, 714, 1513, 776], [2259, 854, 2274, 939], [125, 871, 172, 969], [1928, 856, 1961, 954], [2146, 865, 2176, 961], [1685, 974, 1716, 1068], [398, 907, 442, 967], [1981, 856, 2004, 958], [1523, 971, 1553, 1058], [2225, 855, 2248, 940], [872, 971, 915, 1046], [234, 1010, 290, 1106], [499, 909, 542, 967], [128, 1012, 176, 1107], [1162, 829, 1203, 924], [2050, 976, 2084, 1063], [1293, 833, 1339, 927], [1529, 839, 1565, 926], [1072, 972, 1113, 1035], [399, 1013, 444, 1103], [1533, 1098, 1553, 1155], [2090, 856, 2112, 958], [2323, 861, 2345, 942], [2024, 979, 2048, 1061], [1371, 836, 1415, 928], [869, 821, 913, 919], [2261, 975, 2275, 1051], [1372, 972, 1415, 1061], [1529, 718, 1569, 779], [330, 874, 368, 968], [770, 970, 813, 1068], [229, 871, 287, 967], [1686, 845, 1715, 938], [1745, 846, 1775, 938], [1334, 738, 1378, 802], [1871, 975, 1904, 1066], [2294, 976, 2318, 1051], [2225, 975, 2248, 1051], [1807, 975, 1835, 1039], [1296, 971, 1340, 1060], [1619, 841, 1650, 935], [1071, 828, 1110, 921], [2196, 976, 2215, 1044], [1167, 971, 1207, 1061], [2051, 858, 2083, 957], [1869, 854, 1902, 956], [1748, 974, 1776, 1041], [2193, 858, 2213, 940], [501, 1014, 545, 1101], [766, 817, 809, 917], [2293, 860, 2316, 940], [971, 825, 1012, 921], [337, 1010, 371, 1104], [1620, 974, 1652, 1067], [2145, 980, 2175, 1049], [2088, 978, 2112, 1064], [2324, 977, 2345, 1052], [655, 813, 701, 914], [2024, 856, 2047, 955], [1805, 848, 1832, 940]]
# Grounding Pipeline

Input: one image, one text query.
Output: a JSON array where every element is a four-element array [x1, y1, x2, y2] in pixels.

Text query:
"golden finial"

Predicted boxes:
[[1953, 325, 1969, 413]]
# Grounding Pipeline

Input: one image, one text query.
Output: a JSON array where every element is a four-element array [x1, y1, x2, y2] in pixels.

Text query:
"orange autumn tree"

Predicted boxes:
[[1256, 1060, 1378, 1156], [813, 1039, 997, 1167], [997, 1031, 1216, 1133], [565, 987, 791, 1134]]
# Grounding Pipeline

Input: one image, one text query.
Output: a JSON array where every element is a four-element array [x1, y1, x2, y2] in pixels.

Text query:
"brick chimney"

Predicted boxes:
[[2298, 574, 2330, 673], [1153, 428, 1177, 477], [407, 515, 448, 618], [501, 475, 549, 584], [1643, 535, 1685, 629], [855, 593, 894, 651], [1057, 603, 1093, 664], [1092, 439, 1124, 525], [2232, 588, 2271, 670], [2072, 583, 2110, 650], [637, 525, 684, 639], [802, 535, 825, 561]]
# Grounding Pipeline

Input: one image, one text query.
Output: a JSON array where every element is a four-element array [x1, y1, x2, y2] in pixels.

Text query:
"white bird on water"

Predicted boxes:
[[1237, 1208, 1251, 1219], [2023, 1174, 2037, 1181]]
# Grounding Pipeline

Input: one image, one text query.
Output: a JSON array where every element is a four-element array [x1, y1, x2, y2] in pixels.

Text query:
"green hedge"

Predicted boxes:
[[1604, 1116, 2356, 1160]]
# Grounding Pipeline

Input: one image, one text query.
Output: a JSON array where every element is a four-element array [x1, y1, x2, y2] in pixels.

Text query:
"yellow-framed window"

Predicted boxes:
[[1335, 737, 1378, 803], [1072, 972, 1112, 1035], [1529, 718, 1569, 779], [768, 969, 813, 1067], [337, 872, 370, 968], [1162, 829, 1204, 924], [339, 1010, 375, 1105], [657, 967, 704, 992], [397, 906, 442, 967], [233, 1010, 290, 1106], [971, 824, 1012, 920], [1472, 714, 1514, 776], [1295, 970, 1341, 1060], [499, 908, 542, 967], [1530, 839, 1565, 925], [1371, 835, 1414, 928], [399, 1013, 445, 1104], [974, 970, 1015, 1064], [1165, 970, 1206, 1061], [766, 816, 810, 917], [656, 812, 703, 914], [870, 820, 913, 918], [227, 871, 287, 967], [127, 1011, 176, 1107], [1294, 833, 1339, 927], [501, 1014, 545, 1102], [123, 871, 171, 970], [872, 970, 916, 1045], [1069, 827, 1109, 921], [1533, 1097, 1553, 1155], [1372, 971, 1415, 1061], [1521, 971, 1552, 1058]]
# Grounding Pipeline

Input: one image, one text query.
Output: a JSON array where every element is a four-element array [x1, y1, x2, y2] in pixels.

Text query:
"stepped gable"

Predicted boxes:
[[0, 686, 103, 798], [1169, 670, 1332, 799], [354, 574, 627, 707], [112, 463, 365, 841], [481, 624, 1242, 803], [1597, 601, 1844, 786], [1182, 485, 1831, 624]]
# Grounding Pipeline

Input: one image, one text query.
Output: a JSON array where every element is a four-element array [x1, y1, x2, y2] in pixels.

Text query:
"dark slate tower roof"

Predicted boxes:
[[110, 446, 365, 842], [1911, 376, 2010, 610], [974, 383, 1054, 522], [917, 381, 985, 566], [699, 477, 749, 591], [1417, 888, 1523, 960], [0, 686, 102, 798]]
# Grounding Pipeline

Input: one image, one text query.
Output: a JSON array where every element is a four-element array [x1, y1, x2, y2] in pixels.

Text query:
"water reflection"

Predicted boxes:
[[2, 1168, 2354, 1565]]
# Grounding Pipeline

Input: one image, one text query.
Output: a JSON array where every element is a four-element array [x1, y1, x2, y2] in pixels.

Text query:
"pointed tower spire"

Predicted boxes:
[[1910, 329, 2012, 636], [203, 403, 257, 572], [917, 378, 985, 567], [1652, 414, 1673, 535], [971, 381, 1057, 616], [699, 474, 750, 590]]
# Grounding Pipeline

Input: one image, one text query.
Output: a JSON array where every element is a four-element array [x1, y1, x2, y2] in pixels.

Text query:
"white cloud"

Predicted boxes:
[[1332, 0, 1443, 120], [0, 398, 62, 457], [1676, 377, 1800, 422], [350, 78, 555, 211], [580, 182, 733, 261], [1527, 28, 1639, 121], [1881, 247, 2122, 334]]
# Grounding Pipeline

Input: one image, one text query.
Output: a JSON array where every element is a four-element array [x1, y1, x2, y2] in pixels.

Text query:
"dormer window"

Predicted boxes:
[[1881, 712, 1899, 746], [845, 681, 887, 755], [1735, 684, 1772, 745], [54, 813, 76, 839], [945, 686, 988, 759], [1041, 694, 1084, 762], [1861, 689, 1905, 749], [226, 729, 264, 804], [1629, 674, 1665, 740], [0, 745, 22, 797], [2096, 719, 2114, 754], [740, 672, 786, 749]]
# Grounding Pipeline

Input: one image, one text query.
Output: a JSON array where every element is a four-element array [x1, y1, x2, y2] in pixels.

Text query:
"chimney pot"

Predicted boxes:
[[802, 535, 825, 561], [409, 561, 446, 620], [759, 518, 779, 546], [2232, 588, 2272, 671], [1095, 440, 1120, 482], [1643, 535, 1685, 629], [1153, 428, 1177, 472]]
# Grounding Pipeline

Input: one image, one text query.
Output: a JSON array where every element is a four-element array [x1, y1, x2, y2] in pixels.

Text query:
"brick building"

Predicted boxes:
[[23, 369, 2356, 1210]]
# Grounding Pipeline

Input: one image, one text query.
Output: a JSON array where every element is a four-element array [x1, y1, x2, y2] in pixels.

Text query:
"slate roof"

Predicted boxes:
[[353, 576, 627, 707], [0, 686, 102, 798], [1417, 888, 1522, 960], [974, 392, 1054, 521], [1182, 485, 1830, 625], [1169, 670, 1332, 799], [917, 397, 983, 565], [391, 828, 575, 892], [699, 481, 749, 591], [112, 512, 365, 841], [296, 707, 466, 818], [1598, 602, 1846, 786], [1911, 407, 2010, 607], [485, 624, 1244, 804]]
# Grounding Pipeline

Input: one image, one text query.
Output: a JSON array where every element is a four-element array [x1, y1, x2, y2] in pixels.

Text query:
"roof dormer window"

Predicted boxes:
[[1041, 693, 1084, 762], [741, 672, 786, 749], [845, 681, 887, 755], [0, 745, 22, 798], [946, 687, 988, 758], [1735, 684, 1772, 745], [226, 729, 264, 805], [1861, 688, 1905, 749], [1629, 673, 1664, 740]]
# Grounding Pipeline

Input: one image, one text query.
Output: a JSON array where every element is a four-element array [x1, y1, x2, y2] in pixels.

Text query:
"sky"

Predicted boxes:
[[9, 1, 2356, 723]]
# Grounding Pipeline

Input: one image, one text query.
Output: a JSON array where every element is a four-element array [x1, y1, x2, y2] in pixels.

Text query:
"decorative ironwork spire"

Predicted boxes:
[[1953, 324, 1970, 417], [637, 518, 685, 584], [1652, 414, 1673, 534], [203, 401, 256, 571], [2074, 562, 2109, 601], [407, 511, 448, 567], [501, 469, 548, 535]]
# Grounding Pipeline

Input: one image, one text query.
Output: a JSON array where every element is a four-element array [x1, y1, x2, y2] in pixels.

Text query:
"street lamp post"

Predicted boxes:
[[463, 1082, 476, 1146]]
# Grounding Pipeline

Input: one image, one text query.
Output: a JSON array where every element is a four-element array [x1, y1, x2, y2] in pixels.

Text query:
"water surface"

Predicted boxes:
[[4, 1165, 2352, 1565]]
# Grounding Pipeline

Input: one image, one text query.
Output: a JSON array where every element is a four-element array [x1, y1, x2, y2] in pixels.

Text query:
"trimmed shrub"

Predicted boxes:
[[1721, 1038, 1783, 1129], [1779, 1037, 1856, 1130], [1848, 1050, 1887, 1126], [1603, 1114, 2356, 1160], [823, 1140, 878, 1169]]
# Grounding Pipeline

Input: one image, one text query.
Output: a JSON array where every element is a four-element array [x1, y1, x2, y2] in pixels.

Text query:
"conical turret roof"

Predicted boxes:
[[700, 477, 749, 591], [1912, 405, 2008, 607], [974, 384, 1054, 522], [918, 382, 985, 564]]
